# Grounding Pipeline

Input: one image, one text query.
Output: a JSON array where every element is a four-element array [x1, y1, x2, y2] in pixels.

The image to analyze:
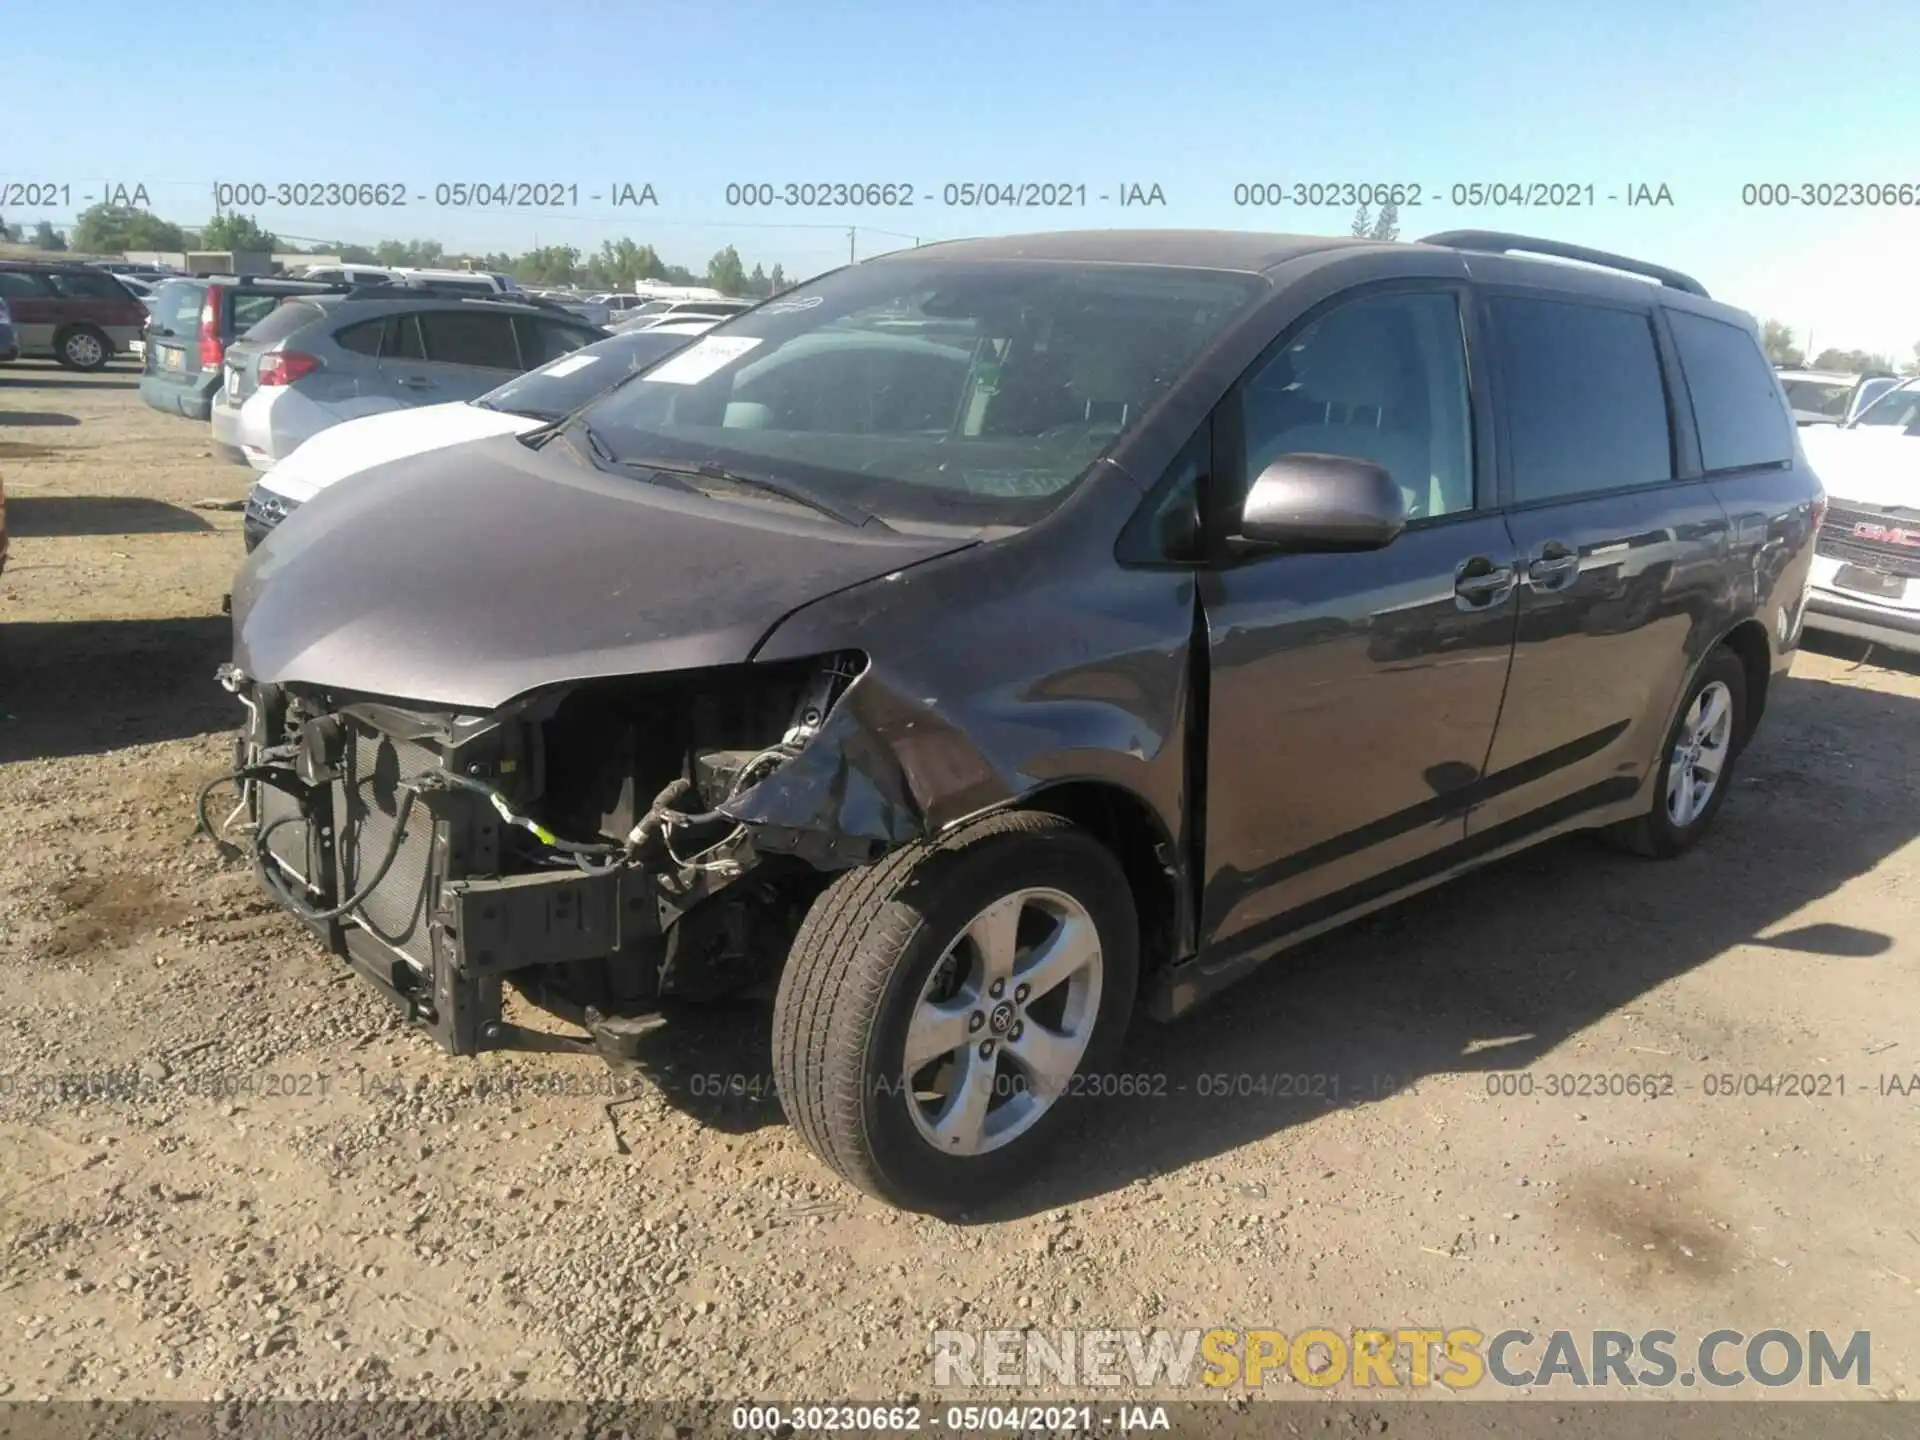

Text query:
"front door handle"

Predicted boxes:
[[1454, 557, 1516, 610], [1525, 541, 1581, 590], [396, 376, 436, 391]]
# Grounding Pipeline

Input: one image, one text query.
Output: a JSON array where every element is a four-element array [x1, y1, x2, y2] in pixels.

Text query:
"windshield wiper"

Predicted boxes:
[[613, 455, 889, 531]]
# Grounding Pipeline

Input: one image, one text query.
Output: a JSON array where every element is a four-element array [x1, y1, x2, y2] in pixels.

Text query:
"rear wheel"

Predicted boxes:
[[772, 810, 1138, 1212], [1606, 647, 1746, 858], [55, 325, 110, 372]]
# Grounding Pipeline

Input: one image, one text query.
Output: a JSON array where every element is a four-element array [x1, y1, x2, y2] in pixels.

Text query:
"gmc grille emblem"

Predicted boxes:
[[1853, 522, 1920, 548]]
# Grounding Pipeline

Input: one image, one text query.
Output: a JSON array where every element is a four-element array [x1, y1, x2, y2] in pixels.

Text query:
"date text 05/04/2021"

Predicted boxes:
[[721, 182, 1168, 208], [1229, 180, 1676, 208], [207, 181, 659, 209]]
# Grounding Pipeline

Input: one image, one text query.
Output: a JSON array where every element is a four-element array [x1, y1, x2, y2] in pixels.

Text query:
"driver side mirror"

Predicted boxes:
[[1237, 452, 1407, 551]]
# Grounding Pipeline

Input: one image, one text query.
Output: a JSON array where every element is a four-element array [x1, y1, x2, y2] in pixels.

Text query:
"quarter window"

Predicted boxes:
[[335, 318, 385, 356], [1489, 296, 1674, 503], [1666, 310, 1793, 472], [1239, 290, 1476, 520], [387, 314, 427, 361]]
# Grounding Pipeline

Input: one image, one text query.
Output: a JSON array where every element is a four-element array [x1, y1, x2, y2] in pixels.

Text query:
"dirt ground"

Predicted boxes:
[[1, 366, 1917, 1416]]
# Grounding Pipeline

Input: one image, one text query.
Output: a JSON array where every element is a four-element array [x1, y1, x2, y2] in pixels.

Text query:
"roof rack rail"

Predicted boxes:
[[338, 281, 534, 304], [1417, 230, 1709, 298], [198, 275, 351, 290], [493, 292, 572, 313]]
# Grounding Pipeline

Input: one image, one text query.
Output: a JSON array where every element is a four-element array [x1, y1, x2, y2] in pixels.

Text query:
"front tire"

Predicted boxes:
[[55, 325, 110, 372], [772, 810, 1138, 1212], [1607, 646, 1746, 858]]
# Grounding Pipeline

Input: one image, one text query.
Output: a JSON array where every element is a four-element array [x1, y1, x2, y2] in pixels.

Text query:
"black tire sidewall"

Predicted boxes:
[[1646, 649, 1747, 849], [861, 829, 1138, 1209]]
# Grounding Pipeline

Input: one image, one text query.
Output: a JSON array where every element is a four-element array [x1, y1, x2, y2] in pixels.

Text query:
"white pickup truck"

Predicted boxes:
[[1800, 377, 1920, 651]]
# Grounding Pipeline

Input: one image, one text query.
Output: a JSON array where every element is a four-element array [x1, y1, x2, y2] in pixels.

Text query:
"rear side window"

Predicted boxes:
[[331, 314, 422, 358], [514, 316, 599, 367], [237, 298, 321, 345], [1489, 296, 1674, 503], [45, 269, 134, 300], [417, 310, 521, 368], [0, 271, 50, 299], [1665, 309, 1793, 472]]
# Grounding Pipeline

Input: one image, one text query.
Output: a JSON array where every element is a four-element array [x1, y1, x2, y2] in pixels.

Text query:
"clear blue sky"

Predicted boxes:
[[8, 0, 1920, 354]]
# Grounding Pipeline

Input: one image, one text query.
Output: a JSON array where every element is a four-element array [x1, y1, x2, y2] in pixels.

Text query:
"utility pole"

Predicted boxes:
[[848, 228, 856, 264]]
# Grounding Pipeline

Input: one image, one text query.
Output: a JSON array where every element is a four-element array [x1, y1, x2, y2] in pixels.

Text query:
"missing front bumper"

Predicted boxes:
[[239, 691, 664, 1056]]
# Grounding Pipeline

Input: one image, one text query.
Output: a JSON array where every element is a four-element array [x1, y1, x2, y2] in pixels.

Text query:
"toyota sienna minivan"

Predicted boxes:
[[211, 229, 1823, 1212]]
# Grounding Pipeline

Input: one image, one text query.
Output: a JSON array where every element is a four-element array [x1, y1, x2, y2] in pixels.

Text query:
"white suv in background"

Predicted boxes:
[[240, 319, 716, 550], [295, 264, 407, 287], [390, 267, 519, 295], [1800, 377, 1920, 651]]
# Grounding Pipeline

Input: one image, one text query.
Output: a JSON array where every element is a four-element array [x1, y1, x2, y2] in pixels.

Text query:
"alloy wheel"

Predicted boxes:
[[1666, 679, 1734, 828], [902, 886, 1105, 1157], [64, 331, 105, 368]]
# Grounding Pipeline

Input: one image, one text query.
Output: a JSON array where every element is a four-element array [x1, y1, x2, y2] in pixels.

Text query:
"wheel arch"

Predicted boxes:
[[957, 777, 1192, 991], [1713, 617, 1774, 752]]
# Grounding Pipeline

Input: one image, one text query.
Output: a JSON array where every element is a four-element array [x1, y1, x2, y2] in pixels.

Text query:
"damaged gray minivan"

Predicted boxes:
[[211, 229, 1821, 1210]]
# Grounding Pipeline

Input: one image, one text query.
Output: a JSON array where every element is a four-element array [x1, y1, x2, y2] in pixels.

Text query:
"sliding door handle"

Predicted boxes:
[[1454, 559, 1516, 610], [1525, 543, 1581, 589]]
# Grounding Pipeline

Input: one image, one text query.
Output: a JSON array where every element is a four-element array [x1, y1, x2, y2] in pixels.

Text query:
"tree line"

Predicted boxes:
[[1760, 319, 1920, 378], [1, 203, 793, 298]]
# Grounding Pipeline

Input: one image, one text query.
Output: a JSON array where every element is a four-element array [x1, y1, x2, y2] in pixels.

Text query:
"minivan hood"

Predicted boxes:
[[261, 401, 536, 504], [230, 433, 977, 711], [1800, 424, 1918, 509]]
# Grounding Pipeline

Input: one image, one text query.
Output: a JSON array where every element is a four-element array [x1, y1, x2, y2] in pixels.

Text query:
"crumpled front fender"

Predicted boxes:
[[717, 664, 1015, 856]]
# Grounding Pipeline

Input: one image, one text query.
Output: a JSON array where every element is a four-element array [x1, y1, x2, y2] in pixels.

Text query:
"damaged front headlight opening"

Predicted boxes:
[[196, 650, 876, 1054]]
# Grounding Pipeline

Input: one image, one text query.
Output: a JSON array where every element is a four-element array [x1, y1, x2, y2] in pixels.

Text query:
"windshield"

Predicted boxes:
[[1781, 377, 1853, 417], [1854, 380, 1920, 434], [477, 328, 700, 419], [580, 259, 1266, 526]]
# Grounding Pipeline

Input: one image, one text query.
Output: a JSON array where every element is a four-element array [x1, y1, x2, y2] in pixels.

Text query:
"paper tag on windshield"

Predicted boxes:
[[540, 353, 600, 378], [641, 335, 763, 385]]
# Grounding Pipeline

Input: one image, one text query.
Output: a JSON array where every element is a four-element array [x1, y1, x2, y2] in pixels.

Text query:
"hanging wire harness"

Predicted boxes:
[[194, 699, 804, 914]]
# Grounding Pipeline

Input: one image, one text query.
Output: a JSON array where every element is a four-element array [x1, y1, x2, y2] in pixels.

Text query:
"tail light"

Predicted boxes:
[[198, 292, 223, 367], [257, 351, 321, 387]]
